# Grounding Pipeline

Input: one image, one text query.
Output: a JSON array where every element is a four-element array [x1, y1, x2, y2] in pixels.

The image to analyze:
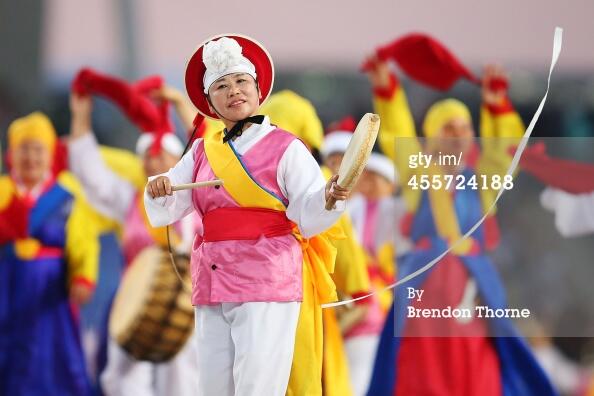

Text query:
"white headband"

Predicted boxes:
[[202, 37, 257, 94], [321, 131, 353, 159], [136, 133, 184, 157], [366, 152, 397, 184]]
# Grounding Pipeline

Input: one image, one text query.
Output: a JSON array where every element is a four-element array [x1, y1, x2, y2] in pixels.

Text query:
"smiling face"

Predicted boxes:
[[11, 139, 51, 188], [206, 73, 261, 128]]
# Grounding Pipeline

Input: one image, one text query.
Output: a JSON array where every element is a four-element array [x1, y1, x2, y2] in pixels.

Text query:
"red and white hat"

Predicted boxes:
[[136, 133, 184, 157], [321, 116, 356, 159], [185, 34, 274, 120]]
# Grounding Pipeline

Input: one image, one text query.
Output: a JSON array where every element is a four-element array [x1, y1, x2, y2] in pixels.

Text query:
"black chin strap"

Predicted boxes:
[[223, 115, 265, 143]]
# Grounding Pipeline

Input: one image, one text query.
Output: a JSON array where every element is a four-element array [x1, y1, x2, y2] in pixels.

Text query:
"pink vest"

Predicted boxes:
[[345, 200, 386, 338], [190, 129, 304, 305], [122, 195, 156, 265]]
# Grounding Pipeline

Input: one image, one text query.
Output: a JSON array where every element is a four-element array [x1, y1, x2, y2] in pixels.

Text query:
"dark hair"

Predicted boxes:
[[311, 148, 322, 165]]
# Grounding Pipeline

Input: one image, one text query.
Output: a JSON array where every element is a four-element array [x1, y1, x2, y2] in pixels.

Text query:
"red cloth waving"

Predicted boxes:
[[72, 68, 173, 134], [518, 142, 594, 193], [362, 33, 480, 90]]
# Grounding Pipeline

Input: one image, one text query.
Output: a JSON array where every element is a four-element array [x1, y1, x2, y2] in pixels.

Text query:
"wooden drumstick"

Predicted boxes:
[[325, 188, 340, 211], [171, 179, 224, 191], [325, 180, 354, 210]]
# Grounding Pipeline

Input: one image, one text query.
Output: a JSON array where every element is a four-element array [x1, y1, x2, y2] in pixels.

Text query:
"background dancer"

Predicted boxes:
[[0, 112, 100, 395], [69, 69, 200, 396], [364, 45, 557, 395]]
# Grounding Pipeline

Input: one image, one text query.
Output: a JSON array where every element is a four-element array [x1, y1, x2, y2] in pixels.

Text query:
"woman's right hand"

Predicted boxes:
[[70, 92, 93, 116], [147, 176, 173, 198], [69, 93, 93, 138]]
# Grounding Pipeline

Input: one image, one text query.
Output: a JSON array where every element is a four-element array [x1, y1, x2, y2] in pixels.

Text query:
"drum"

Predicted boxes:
[[325, 113, 380, 210], [109, 246, 194, 362]]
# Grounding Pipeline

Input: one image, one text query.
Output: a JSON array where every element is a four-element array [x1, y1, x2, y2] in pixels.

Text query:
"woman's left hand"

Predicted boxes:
[[325, 174, 350, 201], [481, 64, 508, 106], [150, 85, 184, 104]]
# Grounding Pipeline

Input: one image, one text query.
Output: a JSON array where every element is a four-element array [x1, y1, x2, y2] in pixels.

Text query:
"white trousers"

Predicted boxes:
[[100, 334, 199, 396], [344, 334, 380, 396], [195, 302, 301, 396]]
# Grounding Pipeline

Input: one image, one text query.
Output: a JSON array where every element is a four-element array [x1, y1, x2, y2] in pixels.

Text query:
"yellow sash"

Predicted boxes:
[[204, 130, 286, 211], [204, 130, 340, 395]]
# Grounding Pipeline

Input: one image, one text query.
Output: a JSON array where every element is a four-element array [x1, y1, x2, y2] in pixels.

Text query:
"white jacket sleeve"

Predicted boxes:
[[68, 133, 135, 223], [144, 139, 200, 227], [278, 140, 345, 238], [541, 187, 594, 237]]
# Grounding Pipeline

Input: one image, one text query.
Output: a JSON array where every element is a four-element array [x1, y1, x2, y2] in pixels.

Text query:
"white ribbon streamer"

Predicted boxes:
[[323, 27, 563, 309]]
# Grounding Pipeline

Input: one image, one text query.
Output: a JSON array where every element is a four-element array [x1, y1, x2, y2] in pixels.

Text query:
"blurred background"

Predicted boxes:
[[1, 1, 594, 394], [1, 0, 594, 149]]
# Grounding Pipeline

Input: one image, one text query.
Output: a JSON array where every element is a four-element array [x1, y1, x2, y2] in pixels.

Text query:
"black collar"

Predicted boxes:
[[223, 115, 265, 143]]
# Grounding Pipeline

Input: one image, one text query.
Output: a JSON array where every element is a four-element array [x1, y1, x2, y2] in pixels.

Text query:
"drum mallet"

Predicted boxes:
[[172, 179, 224, 191]]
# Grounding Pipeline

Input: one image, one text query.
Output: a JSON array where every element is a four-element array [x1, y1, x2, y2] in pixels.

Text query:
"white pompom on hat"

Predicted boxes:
[[201, 37, 258, 94]]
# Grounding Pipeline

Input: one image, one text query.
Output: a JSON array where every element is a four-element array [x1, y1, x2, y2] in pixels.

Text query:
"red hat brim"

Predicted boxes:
[[185, 34, 274, 120]]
